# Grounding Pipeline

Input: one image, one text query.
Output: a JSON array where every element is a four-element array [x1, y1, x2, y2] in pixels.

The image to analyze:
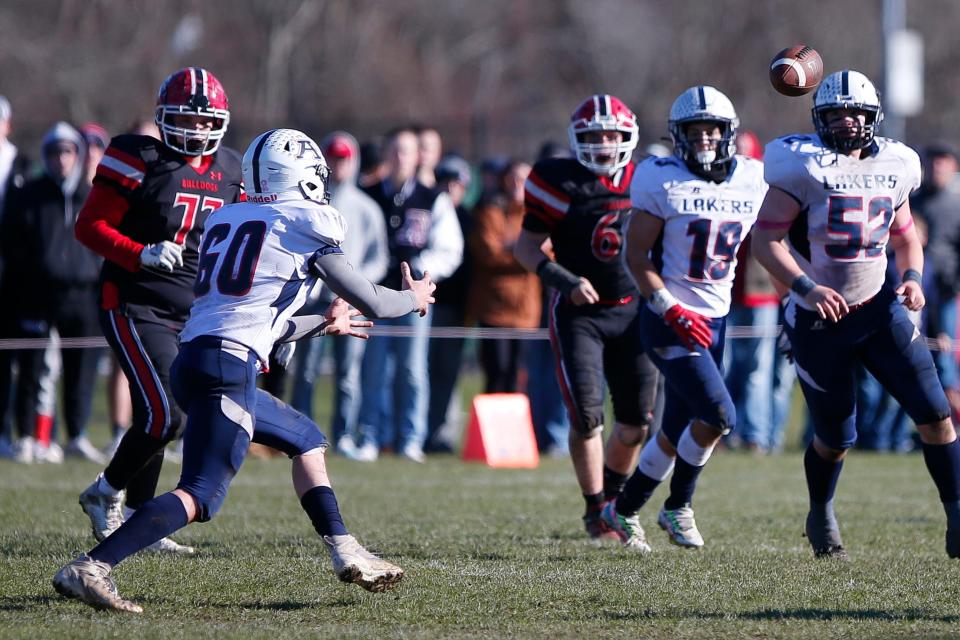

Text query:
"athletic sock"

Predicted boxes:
[[921, 438, 960, 504], [803, 443, 843, 505], [602, 466, 629, 502], [583, 492, 604, 517], [300, 486, 348, 537], [89, 493, 188, 567], [616, 470, 661, 516], [663, 427, 716, 511]]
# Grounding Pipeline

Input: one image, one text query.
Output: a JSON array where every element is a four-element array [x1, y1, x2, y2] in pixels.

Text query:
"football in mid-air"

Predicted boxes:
[[769, 45, 823, 96]]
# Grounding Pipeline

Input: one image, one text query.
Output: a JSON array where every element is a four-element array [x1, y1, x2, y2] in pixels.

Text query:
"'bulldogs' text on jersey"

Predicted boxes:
[[765, 134, 921, 307], [631, 155, 766, 317], [179, 197, 346, 365], [95, 134, 244, 322], [523, 158, 639, 301]]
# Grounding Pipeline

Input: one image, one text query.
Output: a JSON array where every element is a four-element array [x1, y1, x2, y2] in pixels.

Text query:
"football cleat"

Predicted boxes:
[[600, 500, 652, 552], [658, 505, 705, 548], [79, 475, 125, 542], [52, 555, 142, 613], [146, 536, 196, 555], [323, 535, 404, 593], [805, 509, 848, 560], [583, 507, 621, 541]]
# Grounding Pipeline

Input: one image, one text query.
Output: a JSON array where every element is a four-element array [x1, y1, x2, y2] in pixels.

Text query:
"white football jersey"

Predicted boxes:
[[631, 155, 766, 317], [765, 134, 921, 307], [180, 196, 347, 365]]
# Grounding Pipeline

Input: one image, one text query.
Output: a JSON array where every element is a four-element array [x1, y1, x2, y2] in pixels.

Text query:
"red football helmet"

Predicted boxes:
[[568, 94, 639, 175], [155, 67, 230, 156]]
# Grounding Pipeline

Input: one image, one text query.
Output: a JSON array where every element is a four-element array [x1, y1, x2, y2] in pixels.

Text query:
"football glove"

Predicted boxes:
[[140, 241, 184, 272], [663, 304, 712, 350]]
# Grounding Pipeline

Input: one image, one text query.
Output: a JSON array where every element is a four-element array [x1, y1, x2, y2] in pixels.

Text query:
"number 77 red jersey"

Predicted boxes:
[[76, 133, 244, 325]]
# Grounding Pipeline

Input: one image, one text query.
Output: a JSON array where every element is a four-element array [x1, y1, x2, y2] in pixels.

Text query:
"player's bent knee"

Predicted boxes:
[[570, 424, 603, 441], [613, 423, 648, 446], [917, 418, 957, 445]]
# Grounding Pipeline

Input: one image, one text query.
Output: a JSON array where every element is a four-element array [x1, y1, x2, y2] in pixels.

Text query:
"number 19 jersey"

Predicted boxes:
[[631, 155, 766, 318], [179, 197, 347, 366], [764, 134, 921, 307]]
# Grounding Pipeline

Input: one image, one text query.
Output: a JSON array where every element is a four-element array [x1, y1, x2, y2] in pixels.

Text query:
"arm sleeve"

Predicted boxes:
[[310, 251, 417, 319], [276, 314, 330, 342], [629, 160, 665, 218], [763, 139, 806, 205], [74, 181, 144, 272], [413, 192, 462, 281]]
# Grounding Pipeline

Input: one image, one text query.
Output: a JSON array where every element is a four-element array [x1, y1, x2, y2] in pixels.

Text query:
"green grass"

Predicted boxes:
[[1, 375, 958, 638]]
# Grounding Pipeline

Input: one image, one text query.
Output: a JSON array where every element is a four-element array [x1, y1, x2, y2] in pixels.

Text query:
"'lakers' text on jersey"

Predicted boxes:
[[632, 155, 766, 317], [180, 197, 345, 366], [523, 158, 638, 301], [93, 134, 244, 322], [765, 134, 921, 308]]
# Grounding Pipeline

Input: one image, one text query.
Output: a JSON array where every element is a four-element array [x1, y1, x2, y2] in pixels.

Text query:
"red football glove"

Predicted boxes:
[[662, 304, 712, 350]]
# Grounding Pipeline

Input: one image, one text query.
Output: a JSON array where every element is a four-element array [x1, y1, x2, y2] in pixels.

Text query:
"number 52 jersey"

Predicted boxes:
[[764, 134, 921, 308], [631, 155, 766, 318]]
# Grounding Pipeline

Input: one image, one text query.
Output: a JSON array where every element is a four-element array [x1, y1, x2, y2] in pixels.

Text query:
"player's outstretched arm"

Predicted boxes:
[[889, 200, 926, 311], [752, 188, 848, 322], [311, 252, 434, 319]]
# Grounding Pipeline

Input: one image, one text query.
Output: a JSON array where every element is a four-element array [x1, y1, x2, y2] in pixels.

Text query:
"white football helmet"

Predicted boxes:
[[242, 129, 330, 203], [668, 86, 739, 173], [812, 70, 883, 152]]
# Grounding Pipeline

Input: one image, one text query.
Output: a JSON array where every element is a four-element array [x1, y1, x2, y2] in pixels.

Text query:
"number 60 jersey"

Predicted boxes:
[[764, 134, 921, 308], [630, 155, 766, 317]]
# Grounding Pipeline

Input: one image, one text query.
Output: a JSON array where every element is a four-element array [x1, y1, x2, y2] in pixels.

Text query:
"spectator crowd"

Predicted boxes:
[[1, 92, 959, 466]]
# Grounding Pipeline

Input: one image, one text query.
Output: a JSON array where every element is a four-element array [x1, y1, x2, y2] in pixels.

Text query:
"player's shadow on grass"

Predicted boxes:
[[602, 608, 960, 623]]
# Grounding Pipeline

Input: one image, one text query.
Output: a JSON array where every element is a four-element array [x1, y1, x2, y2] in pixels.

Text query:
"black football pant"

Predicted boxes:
[[100, 308, 185, 509], [478, 323, 527, 393]]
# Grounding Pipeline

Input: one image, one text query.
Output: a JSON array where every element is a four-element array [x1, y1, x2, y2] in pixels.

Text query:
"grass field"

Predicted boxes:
[[2, 374, 960, 639]]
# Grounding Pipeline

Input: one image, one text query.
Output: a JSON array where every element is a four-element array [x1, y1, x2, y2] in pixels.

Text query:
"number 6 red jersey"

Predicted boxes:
[[76, 133, 244, 324], [522, 157, 638, 302]]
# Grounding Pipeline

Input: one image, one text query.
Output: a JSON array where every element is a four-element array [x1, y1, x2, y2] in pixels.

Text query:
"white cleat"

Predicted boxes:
[[600, 500, 652, 552], [658, 505, 705, 549], [79, 475, 125, 541], [324, 534, 404, 593], [145, 536, 196, 555], [52, 555, 142, 613]]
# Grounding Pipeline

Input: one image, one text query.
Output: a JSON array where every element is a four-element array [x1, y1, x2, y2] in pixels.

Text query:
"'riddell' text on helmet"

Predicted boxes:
[[568, 95, 639, 176], [155, 67, 230, 157], [669, 86, 739, 174], [812, 70, 883, 153], [242, 129, 330, 203]]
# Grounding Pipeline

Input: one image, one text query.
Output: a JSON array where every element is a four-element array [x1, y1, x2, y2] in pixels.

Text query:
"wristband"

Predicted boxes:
[[790, 274, 817, 297], [648, 288, 679, 316], [536, 259, 581, 297], [902, 269, 922, 285]]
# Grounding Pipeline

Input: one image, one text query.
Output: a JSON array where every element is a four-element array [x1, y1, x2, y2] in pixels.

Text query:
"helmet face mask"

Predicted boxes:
[[242, 129, 331, 204], [568, 94, 639, 176], [155, 67, 230, 157], [668, 86, 739, 174], [812, 70, 883, 153]]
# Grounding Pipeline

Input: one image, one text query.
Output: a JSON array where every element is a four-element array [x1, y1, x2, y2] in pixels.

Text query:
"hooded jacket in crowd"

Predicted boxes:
[[1, 122, 101, 316]]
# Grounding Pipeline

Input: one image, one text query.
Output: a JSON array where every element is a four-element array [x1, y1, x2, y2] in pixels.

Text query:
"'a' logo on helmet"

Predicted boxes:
[[296, 140, 322, 160]]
